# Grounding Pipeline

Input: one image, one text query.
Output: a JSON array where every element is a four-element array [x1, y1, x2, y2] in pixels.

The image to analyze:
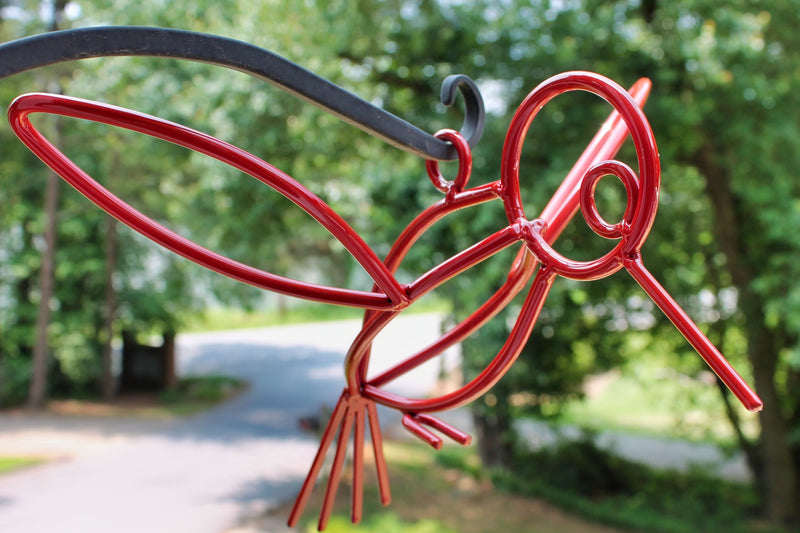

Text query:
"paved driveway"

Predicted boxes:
[[0, 313, 458, 533], [0, 312, 751, 532]]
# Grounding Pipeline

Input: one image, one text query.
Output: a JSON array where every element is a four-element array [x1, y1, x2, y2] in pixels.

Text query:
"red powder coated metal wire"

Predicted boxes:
[[7, 70, 762, 531]]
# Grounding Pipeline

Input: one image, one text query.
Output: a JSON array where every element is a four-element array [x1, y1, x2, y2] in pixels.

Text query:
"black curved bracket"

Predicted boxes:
[[0, 26, 485, 161]]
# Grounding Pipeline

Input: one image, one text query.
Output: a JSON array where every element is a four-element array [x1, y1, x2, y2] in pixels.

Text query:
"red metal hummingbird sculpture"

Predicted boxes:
[[8, 70, 762, 531]]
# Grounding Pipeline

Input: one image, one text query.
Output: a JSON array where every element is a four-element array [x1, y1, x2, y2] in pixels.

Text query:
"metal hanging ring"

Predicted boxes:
[[424, 129, 473, 194]]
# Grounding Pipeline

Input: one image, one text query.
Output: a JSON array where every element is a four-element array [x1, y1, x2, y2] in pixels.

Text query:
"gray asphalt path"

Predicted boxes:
[[0, 313, 459, 533]]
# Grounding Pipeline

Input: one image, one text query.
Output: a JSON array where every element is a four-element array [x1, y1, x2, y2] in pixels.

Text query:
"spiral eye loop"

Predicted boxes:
[[580, 160, 640, 240], [425, 129, 472, 195]]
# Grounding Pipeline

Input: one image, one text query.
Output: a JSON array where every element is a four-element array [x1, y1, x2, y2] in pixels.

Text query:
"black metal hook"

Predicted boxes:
[[0, 26, 484, 160], [440, 74, 485, 151]]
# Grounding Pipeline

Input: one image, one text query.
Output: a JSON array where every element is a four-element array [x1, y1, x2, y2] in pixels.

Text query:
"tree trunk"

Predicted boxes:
[[714, 377, 762, 482], [745, 294, 799, 524], [100, 217, 118, 401], [26, 0, 70, 411], [27, 169, 60, 409], [696, 143, 799, 524], [162, 331, 177, 392], [706, 261, 762, 481], [471, 394, 515, 469]]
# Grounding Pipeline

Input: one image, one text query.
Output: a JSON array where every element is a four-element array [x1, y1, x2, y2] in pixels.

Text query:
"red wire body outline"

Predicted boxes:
[[7, 71, 763, 531]]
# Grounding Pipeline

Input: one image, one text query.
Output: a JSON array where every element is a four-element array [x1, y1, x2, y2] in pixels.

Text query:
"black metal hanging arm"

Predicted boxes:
[[0, 26, 485, 161]]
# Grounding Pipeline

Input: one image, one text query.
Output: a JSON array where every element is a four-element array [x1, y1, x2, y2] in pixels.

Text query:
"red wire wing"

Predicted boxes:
[[8, 92, 406, 309]]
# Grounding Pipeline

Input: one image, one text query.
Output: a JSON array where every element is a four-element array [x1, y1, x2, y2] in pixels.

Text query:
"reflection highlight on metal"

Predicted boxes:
[[1, 27, 761, 531]]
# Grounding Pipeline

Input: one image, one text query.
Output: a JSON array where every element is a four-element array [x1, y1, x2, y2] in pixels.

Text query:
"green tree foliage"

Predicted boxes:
[[1, 0, 798, 527]]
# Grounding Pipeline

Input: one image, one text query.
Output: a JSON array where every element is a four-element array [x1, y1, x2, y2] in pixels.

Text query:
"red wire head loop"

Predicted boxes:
[[425, 129, 472, 195], [500, 71, 661, 281]]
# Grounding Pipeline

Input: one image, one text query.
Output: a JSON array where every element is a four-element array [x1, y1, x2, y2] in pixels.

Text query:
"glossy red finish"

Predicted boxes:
[[8, 93, 405, 309], [7, 71, 763, 531], [623, 253, 763, 411]]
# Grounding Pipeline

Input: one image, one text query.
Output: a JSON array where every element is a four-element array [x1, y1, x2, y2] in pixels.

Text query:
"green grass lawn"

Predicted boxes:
[[271, 438, 776, 533], [559, 362, 759, 447], [0, 457, 42, 475], [182, 305, 365, 332], [270, 441, 634, 533], [182, 299, 449, 333]]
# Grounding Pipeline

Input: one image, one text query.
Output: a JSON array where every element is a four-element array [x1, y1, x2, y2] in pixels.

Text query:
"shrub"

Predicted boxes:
[[0, 355, 31, 406], [492, 430, 763, 533]]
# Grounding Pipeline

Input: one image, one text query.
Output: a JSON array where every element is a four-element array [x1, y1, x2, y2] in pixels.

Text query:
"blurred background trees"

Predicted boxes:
[[0, 0, 798, 528]]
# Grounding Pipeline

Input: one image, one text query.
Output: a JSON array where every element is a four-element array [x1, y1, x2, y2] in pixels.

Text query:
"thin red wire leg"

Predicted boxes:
[[623, 253, 763, 412]]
